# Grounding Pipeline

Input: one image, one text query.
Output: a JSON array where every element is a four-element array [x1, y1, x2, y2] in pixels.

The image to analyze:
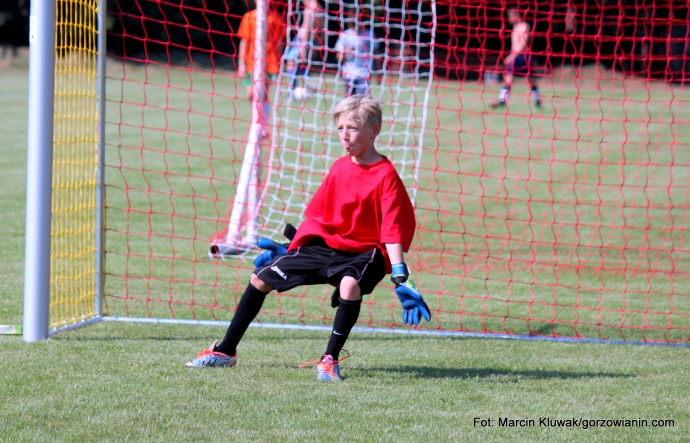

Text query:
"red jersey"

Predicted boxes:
[[288, 156, 416, 272]]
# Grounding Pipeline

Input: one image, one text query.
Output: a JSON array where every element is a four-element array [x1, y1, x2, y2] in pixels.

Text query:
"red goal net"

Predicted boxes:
[[105, 0, 690, 343]]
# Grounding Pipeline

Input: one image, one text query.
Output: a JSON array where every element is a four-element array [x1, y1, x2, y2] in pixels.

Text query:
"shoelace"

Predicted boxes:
[[197, 340, 234, 358], [197, 348, 231, 358], [298, 349, 350, 368]]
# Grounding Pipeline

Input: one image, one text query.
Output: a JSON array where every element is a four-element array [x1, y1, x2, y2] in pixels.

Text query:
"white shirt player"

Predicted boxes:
[[335, 27, 377, 80]]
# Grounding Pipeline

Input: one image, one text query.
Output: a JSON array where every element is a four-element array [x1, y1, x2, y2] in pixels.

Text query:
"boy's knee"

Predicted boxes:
[[250, 274, 273, 292], [339, 276, 362, 301]]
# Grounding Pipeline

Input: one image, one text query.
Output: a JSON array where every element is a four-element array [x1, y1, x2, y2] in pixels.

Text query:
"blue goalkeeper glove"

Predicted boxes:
[[253, 224, 297, 269], [253, 238, 288, 269], [391, 263, 431, 326]]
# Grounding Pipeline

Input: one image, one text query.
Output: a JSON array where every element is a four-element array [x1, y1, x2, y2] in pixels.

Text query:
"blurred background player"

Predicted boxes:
[[284, 0, 321, 100], [335, 8, 380, 97], [237, 0, 285, 120], [491, 7, 541, 109]]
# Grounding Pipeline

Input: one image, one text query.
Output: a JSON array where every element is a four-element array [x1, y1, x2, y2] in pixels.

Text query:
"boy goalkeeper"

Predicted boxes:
[[187, 94, 430, 380]]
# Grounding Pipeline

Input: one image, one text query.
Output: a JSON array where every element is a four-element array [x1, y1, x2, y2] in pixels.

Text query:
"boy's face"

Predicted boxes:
[[337, 111, 380, 158]]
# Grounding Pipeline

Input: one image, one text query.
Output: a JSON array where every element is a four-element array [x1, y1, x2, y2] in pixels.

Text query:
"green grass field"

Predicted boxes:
[[1, 57, 689, 442]]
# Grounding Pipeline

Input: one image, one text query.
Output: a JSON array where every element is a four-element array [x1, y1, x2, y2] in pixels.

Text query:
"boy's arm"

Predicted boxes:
[[370, 34, 383, 84], [236, 12, 251, 78], [297, 6, 314, 61], [335, 37, 344, 63], [238, 38, 248, 77], [298, 27, 309, 60], [335, 36, 352, 64], [385, 243, 403, 265]]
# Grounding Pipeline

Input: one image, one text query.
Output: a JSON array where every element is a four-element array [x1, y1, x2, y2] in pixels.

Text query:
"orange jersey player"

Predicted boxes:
[[237, 2, 286, 101]]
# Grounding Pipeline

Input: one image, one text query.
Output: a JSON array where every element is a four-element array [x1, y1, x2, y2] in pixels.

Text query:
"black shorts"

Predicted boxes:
[[254, 239, 386, 296], [506, 53, 534, 76]]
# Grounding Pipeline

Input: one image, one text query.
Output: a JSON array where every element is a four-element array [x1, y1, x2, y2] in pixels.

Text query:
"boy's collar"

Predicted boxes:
[[349, 153, 386, 166]]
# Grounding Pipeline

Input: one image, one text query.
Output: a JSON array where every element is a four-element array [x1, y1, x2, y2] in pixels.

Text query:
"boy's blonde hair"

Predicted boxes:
[[331, 94, 382, 129]]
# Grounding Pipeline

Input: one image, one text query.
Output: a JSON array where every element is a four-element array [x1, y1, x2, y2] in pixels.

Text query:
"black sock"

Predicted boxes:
[[214, 283, 269, 356], [325, 297, 362, 360]]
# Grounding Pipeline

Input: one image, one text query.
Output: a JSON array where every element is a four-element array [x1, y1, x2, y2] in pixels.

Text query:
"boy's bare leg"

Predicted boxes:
[[492, 71, 513, 109], [324, 276, 362, 360], [528, 74, 541, 108], [504, 72, 514, 88], [250, 274, 272, 292], [214, 274, 273, 356], [338, 276, 362, 301]]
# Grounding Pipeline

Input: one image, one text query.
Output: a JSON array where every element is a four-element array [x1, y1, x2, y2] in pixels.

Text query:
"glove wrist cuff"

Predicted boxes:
[[390, 262, 409, 286], [391, 262, 407, 277]]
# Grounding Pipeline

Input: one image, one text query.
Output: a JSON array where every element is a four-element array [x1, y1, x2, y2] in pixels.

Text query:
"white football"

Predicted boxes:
[[293, 86, 306, 100]]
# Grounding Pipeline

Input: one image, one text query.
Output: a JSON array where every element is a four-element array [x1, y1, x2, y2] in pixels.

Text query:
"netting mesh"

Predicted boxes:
[[50, 0, 99, 329], [261, 0, 433, 241], [104, 0, 690, 342]]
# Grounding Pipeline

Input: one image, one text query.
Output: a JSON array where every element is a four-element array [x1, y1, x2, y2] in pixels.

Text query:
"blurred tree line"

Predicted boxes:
[[105, 0, 258, 67], [0, 0, 29, 53], [1, 0, 688, 81]]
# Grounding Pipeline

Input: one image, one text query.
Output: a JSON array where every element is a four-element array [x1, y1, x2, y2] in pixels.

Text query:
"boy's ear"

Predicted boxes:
[[371, 123, 381, 138]]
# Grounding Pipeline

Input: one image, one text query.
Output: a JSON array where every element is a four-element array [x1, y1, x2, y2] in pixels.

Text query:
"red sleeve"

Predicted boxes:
[[379, 170, 416, 252]]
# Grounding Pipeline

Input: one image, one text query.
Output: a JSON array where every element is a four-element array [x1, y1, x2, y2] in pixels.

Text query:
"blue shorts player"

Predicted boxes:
[[186, 95, 431, 381], [506, 52, 533, 76], [285, 0, 320, 99], [491, 7, 541, 109], [335, 8, 379, 97]]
